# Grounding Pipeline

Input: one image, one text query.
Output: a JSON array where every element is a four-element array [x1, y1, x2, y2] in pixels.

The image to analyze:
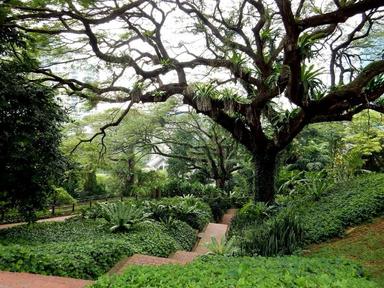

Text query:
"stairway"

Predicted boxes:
[[108, 208, 237, 274]]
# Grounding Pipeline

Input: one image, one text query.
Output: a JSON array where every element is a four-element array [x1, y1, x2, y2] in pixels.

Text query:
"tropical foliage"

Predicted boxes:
[[0, 219, 192, 279], [92, 256, 377, 288], [99, 201, 151, 232]]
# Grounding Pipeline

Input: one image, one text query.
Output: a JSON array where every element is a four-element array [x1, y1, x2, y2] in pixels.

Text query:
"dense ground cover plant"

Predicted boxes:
[[306, 217, 384, 286], [0, 219, 188, 279], [296, 173, 384, 243], [229, 173, 384, 256], [0, 239, 133, 279], [92, 256, 377, 288], [161, 219, 196, 251]]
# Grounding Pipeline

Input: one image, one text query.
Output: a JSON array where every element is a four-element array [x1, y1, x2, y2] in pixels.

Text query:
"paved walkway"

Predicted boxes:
[[0, 215, 74, 230], [0, 272, 92, 288], [220, 208, 237, 225]]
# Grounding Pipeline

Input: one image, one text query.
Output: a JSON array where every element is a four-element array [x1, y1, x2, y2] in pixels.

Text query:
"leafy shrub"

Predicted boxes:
[[161, 219, 196, 251], [229, 201, 276, 238], [99, 201, 151, 232], [80, 202, 105, 220], [51, 186, 77, 205], [227, 174, 384, 259], [92, 256, 377, 288], [239, 201, 274, 222], [237, 211, 304, 256], [144, 197, 212, 230], [161, 179, 220, 198]]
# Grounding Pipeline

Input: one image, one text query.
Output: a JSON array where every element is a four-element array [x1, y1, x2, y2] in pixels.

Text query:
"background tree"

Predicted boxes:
[[5, 0, 384, 202], [62, 102, 173, 197], [149, 111, 248, 192]]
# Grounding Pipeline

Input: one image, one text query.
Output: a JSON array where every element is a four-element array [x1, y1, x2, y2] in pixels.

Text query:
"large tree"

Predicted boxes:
[[4, 0, 384, 202]]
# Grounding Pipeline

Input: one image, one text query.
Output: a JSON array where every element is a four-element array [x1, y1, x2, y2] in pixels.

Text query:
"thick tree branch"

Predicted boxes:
[[298, 0, 384, 30]]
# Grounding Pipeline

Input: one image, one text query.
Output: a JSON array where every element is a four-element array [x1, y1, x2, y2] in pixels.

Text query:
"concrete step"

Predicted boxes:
[[109, 254, 180, 274], [193, 223, 228, 254], [169, 251, 201, 264]]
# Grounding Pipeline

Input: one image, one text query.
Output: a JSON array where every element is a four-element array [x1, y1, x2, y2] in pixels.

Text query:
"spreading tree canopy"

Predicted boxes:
[[3, 0, 384, 202]]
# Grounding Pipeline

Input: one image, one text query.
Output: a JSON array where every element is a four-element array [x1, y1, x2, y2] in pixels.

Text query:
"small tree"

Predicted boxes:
[[0, 64, 66, 221], [0, 24, 66, 221]]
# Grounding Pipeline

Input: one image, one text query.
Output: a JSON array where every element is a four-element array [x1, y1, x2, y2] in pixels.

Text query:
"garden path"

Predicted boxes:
[[0, 215, 74, 230], [0, 271, 93, 288]]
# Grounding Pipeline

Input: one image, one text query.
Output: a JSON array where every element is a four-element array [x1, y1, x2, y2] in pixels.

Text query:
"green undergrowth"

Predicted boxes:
[[306, 217, 384, 287], [0, 218, 195, 279], [296, 174, 384, 243], [83, 196, 213, 231], [92, 255, 377, 288], [165, 219, 196, 251], [229, 174, 384, 257], [143, 196, 213, 230]]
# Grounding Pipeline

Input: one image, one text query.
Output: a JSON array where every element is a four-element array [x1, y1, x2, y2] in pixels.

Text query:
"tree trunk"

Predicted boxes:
[[252, 151, 278, 203], [215, 178, 226, 190], [124, 157, 135, 197], [215, 176, 233, 196]]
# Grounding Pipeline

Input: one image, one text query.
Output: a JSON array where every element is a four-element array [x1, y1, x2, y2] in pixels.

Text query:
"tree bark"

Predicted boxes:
[[215, 178, 226, 190], [252, 151, 278, 203]]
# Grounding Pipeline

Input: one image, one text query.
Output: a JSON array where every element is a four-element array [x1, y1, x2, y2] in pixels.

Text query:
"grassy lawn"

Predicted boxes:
[[305, 217, 384, 286]]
